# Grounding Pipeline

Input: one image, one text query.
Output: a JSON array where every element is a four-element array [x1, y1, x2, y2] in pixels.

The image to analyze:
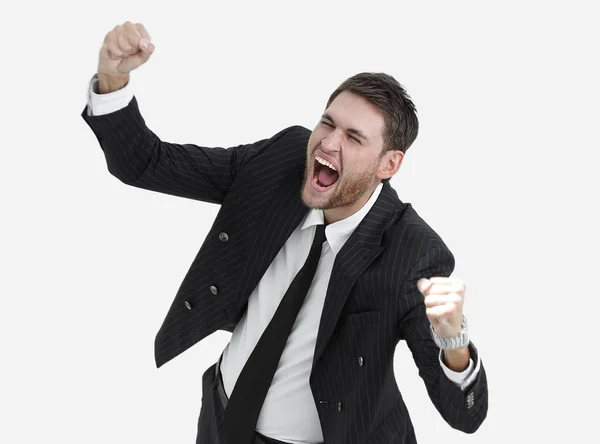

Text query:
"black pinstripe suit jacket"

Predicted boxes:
[[81, 96, 488, 443]]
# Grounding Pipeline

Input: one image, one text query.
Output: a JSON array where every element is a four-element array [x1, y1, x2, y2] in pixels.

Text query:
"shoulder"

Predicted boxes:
[[243, 125, 311, 161], [270, 125, 312, 150], [400, 203, 448, 246], [385, 195, 455, 270], [232, 125, 311, 189]]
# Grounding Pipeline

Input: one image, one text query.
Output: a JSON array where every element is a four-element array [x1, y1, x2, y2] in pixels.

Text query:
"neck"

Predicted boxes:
[[323, 184, 378, 225]]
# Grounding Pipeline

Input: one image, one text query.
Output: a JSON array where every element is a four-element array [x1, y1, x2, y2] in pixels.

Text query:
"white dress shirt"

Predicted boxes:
[[86, 74, 480, 444]]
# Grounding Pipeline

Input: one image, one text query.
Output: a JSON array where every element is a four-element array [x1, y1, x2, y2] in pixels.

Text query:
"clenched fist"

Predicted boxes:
[[418, 277, 466, 338], [97, 21, 155, 93]]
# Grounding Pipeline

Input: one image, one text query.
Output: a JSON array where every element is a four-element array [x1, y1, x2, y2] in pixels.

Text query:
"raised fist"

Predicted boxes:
[[97, 21, 154, 78]]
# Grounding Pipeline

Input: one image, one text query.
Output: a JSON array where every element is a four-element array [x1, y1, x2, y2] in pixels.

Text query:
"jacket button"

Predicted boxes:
[[358, 357, 364, 367], [210, 285, 218, 295], [466, 392, 475, 408], [219, 232, 229, 242], [337, 402, 343, 412], [184, 300, 192, 310]]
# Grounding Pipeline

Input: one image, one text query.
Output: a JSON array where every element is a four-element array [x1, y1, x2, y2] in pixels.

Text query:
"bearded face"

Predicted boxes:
[[301, 91, 388, 214]]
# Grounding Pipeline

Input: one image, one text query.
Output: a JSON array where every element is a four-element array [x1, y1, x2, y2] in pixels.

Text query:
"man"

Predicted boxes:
[[81, 21, 488, 444]]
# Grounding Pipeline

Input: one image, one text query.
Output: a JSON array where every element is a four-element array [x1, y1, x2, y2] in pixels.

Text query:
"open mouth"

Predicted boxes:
[[312, 156, 340, 191]]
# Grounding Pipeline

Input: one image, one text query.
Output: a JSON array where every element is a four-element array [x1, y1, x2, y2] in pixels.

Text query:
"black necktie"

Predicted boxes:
[[223, 224, 327, 444]]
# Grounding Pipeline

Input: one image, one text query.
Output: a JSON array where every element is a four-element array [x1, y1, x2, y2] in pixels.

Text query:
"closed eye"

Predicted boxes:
[[321, 121, 361, 144]]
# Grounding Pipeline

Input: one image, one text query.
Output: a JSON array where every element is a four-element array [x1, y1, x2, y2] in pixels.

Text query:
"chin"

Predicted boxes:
[[301, 183, 331, 209], [301, 186, 323, 209]]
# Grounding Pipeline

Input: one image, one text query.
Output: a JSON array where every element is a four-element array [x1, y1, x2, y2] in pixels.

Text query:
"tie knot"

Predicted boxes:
[[313, 224, 326, 246]]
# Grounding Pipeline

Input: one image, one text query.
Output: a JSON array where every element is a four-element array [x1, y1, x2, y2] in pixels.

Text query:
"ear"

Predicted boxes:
[[376, 150, 404, 181]]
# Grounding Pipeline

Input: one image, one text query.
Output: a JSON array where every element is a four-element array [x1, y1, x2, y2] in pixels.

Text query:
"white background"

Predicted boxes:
[[1, 0, 598, 442]]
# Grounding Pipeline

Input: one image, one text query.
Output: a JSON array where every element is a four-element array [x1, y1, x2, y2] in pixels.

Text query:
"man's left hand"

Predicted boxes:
[[418, 277, 466, 338]]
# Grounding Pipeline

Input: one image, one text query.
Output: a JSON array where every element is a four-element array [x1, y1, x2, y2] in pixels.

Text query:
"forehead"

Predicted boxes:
[[325, 91, 385, 141]]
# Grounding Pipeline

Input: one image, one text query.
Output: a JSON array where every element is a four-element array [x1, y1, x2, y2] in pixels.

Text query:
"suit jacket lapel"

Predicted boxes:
[[230, 172, 309, 320], [312, 183, 405, 368]]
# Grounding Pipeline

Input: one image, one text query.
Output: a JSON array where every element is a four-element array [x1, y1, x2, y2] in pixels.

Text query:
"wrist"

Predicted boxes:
[[443, 347, 470, 372], [97, 72, 130, 94], [430, 315, 469, 350]]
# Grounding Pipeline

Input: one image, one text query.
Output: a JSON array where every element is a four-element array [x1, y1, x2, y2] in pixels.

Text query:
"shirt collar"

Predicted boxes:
[[301, 182, 384, 256]]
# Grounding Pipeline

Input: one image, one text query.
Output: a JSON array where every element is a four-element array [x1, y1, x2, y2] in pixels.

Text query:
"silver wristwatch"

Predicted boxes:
[[430, 315, 469, 350]]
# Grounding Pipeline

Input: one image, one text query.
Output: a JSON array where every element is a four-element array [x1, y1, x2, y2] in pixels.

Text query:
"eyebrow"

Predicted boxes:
[[321, 113, 369, 142]]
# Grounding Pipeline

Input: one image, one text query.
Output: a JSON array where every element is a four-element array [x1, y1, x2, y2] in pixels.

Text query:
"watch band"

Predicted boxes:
[[430, 315, 469, 350]]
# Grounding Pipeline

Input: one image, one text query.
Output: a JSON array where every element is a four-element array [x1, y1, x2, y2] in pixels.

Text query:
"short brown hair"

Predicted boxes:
[[326, 73, 419, 183]]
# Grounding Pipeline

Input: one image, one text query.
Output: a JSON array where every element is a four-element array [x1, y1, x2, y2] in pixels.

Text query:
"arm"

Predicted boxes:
[[81, 76, 275, 204], [82, 21, 283, 204], [398, 246, 488, 433]]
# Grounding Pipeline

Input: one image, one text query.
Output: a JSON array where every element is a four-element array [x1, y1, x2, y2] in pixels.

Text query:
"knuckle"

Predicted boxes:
[[125, 21, 138, 36], [111, 26, 123, 40], [117, 34, 132, 52], [138, 26, 150, 40], [104, 42, 117, 53]]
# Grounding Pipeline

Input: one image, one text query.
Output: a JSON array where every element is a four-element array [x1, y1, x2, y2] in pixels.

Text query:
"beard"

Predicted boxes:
[[300, 153, 380, 210]]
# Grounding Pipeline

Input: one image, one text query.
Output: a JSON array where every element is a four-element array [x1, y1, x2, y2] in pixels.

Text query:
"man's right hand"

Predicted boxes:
[[97, 21, 155, 94]]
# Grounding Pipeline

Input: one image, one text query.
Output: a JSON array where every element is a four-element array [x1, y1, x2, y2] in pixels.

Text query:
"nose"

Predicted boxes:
[[321, 128, 343, 153]]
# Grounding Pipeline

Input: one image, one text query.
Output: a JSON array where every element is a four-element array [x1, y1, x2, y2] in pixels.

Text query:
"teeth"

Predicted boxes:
[[315, 156, 337, 171]]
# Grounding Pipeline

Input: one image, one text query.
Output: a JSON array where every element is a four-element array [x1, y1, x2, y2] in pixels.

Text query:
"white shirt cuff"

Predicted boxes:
[[439, 348, 481, 391], [87, 73, 134, 116]]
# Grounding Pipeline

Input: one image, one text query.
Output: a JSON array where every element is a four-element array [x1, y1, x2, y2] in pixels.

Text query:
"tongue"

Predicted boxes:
[[318, 167, 339, 187]]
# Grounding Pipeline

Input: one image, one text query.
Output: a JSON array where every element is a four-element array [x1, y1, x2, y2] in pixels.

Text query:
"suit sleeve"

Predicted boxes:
[[398, 245, 488, 434], [80, 94, 280, 204]]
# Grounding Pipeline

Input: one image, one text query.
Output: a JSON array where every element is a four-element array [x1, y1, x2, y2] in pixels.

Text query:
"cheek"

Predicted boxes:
[[342, 151, 364, 172], [307, 133, 321, 153], [311, 125, 331, 143], [345, 153, 377, 176]]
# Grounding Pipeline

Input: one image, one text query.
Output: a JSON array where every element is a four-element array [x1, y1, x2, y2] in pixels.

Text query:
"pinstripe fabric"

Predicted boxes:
[[81, 96, 488, 443]]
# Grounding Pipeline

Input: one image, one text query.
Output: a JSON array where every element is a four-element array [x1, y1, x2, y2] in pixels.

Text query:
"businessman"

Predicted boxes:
[[81, 21, 488, 444]]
